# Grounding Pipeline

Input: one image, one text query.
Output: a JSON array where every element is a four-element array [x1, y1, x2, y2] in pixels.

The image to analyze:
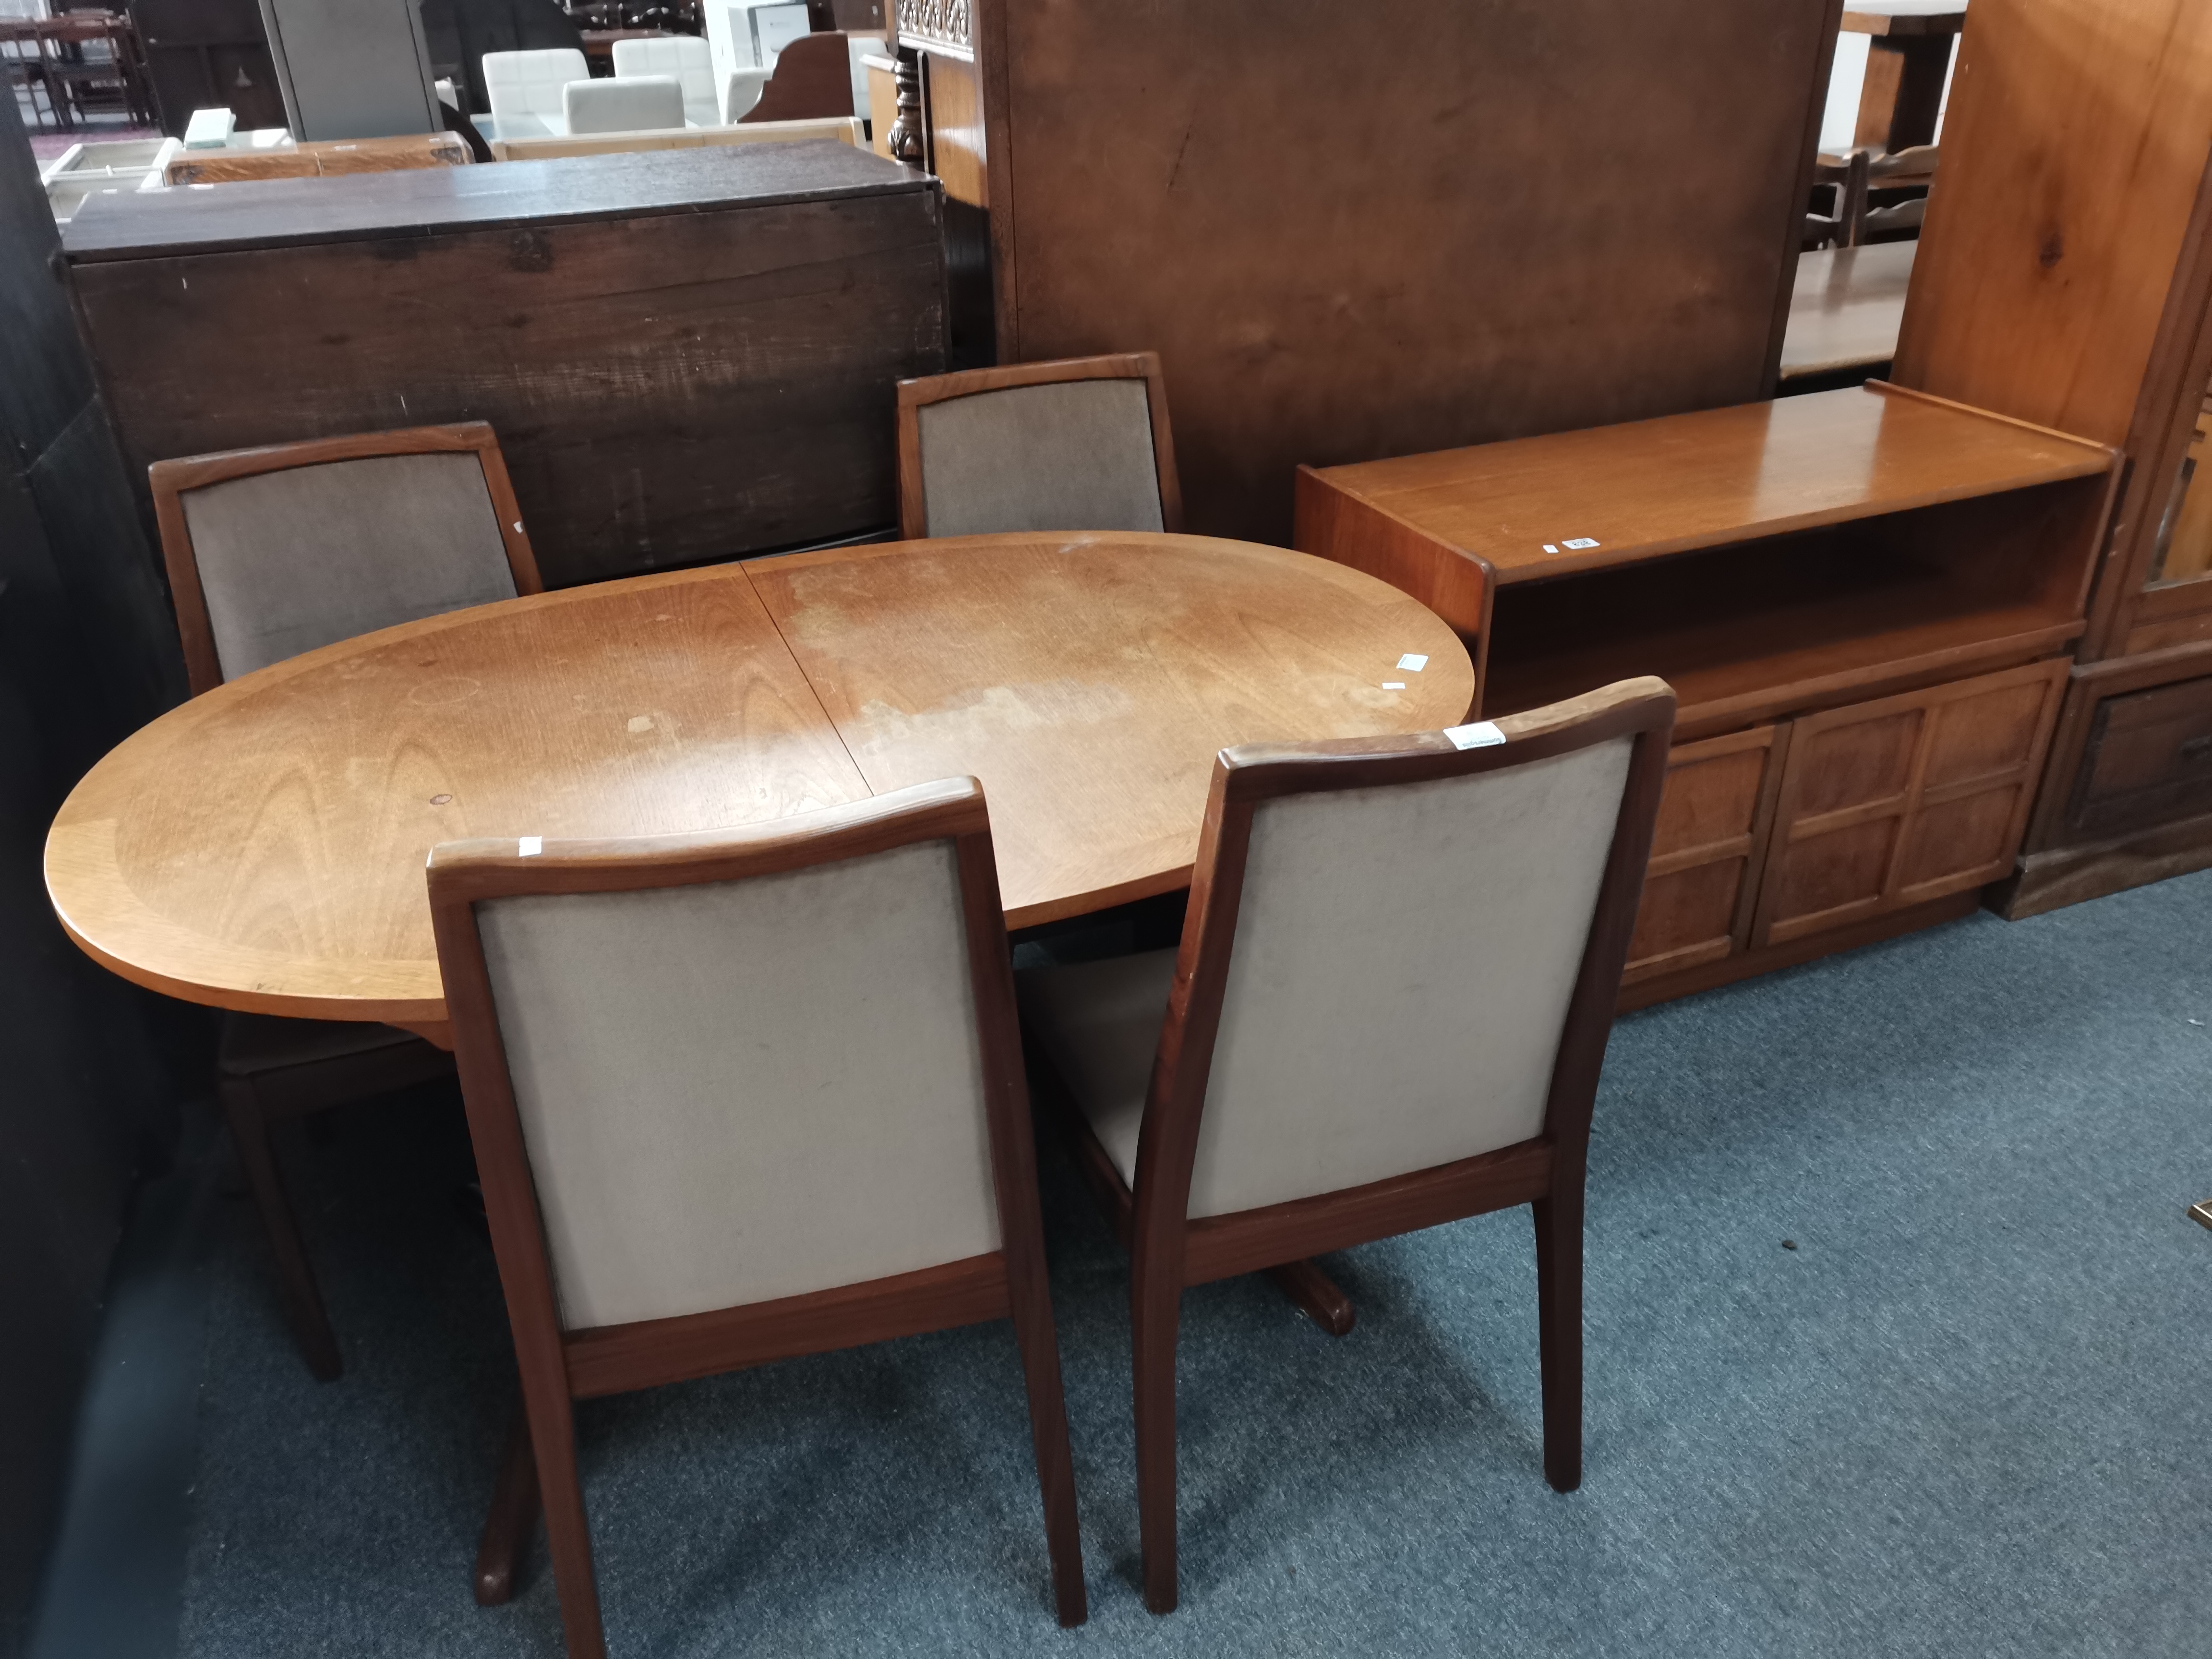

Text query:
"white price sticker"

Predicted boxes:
[[1562, 537, 1600, 550], [1396, 653, 1429, 672], [1443, 721, 1506, 750], [518, 836, 543, 857]]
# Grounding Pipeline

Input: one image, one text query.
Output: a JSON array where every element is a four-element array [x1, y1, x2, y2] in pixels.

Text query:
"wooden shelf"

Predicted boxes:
[[1303, 382, 2114, 587], [1486, 573, 2080, 741]]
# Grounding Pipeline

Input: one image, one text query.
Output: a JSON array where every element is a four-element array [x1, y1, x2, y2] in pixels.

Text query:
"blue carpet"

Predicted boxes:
[[163, 874, 2212, 1656]]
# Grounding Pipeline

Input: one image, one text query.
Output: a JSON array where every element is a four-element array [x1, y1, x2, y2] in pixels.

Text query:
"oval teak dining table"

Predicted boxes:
[[46, 532, 1474, 1040]]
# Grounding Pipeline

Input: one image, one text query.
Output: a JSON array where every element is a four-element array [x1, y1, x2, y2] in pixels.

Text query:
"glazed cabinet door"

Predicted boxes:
[[1623, 724, 1789, 983], [1753, 659, 2069, 947]]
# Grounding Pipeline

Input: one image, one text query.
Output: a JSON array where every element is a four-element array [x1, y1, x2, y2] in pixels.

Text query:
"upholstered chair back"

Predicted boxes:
[[175, 451, 521, 681], [612, 34, 718, 125], [1181, 736, 1636, 1219], [468, 837, 1003, 1330], [482, 48, 587, 126], [915, 378, 1165, 537], [565, 72, 685, 134]]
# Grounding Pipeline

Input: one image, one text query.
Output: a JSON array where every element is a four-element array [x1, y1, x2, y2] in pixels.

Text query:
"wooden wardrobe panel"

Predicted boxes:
[[1624, 723, 1788, 983], [1755, 658, 2068, 946], [1892, 0, 2212, 448], [977, 0, 1841, 545]]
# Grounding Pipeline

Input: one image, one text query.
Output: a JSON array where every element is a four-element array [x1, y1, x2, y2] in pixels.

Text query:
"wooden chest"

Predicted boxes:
[[63, 143, 948, 588]]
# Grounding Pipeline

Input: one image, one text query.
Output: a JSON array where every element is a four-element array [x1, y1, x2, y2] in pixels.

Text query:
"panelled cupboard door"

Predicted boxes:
[[1623, 724, 1789, 984], [1753, 659, 2069, 947]]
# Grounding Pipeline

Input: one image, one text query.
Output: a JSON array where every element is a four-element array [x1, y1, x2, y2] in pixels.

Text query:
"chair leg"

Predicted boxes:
[[475, 1413, 541, 1606], [524, 1382, 608, 1659], [219, 1077, 343, 1382], [1263, 1258, 1355, 1336], [1531, 1190, 1584, 1494], [1004, 1263, 1087, 1626], [1131, 1272, 1182, 1614]]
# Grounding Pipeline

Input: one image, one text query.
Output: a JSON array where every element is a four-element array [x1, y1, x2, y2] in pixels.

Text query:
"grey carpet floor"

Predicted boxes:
[[168, 874, 2212, 1657]]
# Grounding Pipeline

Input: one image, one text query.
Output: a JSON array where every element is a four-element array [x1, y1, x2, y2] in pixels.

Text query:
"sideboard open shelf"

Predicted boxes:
[[1297, 383, 2120, 1005]]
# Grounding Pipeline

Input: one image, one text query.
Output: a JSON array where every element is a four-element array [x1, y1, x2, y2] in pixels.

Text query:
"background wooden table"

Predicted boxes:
[[1842, 0, 1965, 152], [47, 534, 1473, 1038], [1780, 241, 1917, 384]]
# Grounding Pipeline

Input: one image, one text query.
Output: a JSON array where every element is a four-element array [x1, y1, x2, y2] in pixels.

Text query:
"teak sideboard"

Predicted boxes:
[[1296, 383, 2119, 1007]]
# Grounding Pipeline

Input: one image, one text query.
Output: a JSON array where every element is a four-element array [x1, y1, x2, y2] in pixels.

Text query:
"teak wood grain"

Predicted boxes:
[[1892, 0, 2212, 452], [1780, 242, 1916, 382], [968, 0, 1842, 544], [47, 534, 1470, 1033], [745, 533, 1473, 927], [1297, 384, 2113, 586], [46, 567, 868, 1031]]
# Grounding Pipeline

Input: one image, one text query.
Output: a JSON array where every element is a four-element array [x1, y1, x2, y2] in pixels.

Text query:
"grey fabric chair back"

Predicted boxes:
[[472, 838, 1002, 1329], [916, 378, 1166, 537], [180, 451, 520, 681], [1182, 736, 1636, 1218]]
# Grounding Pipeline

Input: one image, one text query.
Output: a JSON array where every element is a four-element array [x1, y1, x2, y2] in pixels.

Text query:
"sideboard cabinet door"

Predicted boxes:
[[1623, 723, 1789, 984], [1753, 659, 2069, 948]]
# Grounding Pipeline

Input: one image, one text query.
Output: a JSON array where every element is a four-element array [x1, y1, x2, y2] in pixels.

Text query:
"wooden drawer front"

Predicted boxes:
[[1623, 724, 1787, 982], [1755, 659, 2068, 947], [2068, 673, 2212, 838]]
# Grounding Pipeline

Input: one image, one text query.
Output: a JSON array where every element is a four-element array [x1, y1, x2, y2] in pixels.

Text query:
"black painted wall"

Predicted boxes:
[[0, 97, 192, 1658]]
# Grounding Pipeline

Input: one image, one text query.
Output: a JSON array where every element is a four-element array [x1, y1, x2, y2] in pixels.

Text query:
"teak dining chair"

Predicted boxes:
[[429, 780, 1087, 1655], [1017, 678, 1675, 1613], [150, 421, 540, 697], [148, 421, 540, 1380], [895, 351, 1182, 539]]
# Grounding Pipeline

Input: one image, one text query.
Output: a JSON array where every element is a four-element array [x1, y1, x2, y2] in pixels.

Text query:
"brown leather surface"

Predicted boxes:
[[979, 0, 1839, 544]]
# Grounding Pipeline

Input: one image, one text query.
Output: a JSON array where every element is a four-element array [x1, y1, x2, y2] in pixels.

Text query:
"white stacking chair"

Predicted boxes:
[[563, 73, 684, 135], [481, 47, 588, 140], [611, 34, 720, 127], [1018, 679, 1677, 1613], [433, 779, 1088, 1655]]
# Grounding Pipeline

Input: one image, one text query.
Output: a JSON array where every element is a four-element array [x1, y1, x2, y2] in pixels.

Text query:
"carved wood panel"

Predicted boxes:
[[1754, 658, 2069, 947], [1623, 723, 1789, 984]]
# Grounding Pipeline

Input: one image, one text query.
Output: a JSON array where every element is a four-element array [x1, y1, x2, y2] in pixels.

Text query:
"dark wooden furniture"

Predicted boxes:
[[432, 781, 1086, 1649], [1892, 0, 2212, 915], [146, 421, 541, 1378], [894, 352, 1181, 538], [63, 144, 947, 587], [895, 0, 1844, 543], [128, 0, 286, 133], [1841, 2, 1963, 154], [1021, 680, 1675, 1612], [1296, 382, 2119, 1004], [739, 27, 853, 121]]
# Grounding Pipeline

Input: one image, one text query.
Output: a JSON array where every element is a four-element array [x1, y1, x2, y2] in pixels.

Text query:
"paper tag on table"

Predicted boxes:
[[1443, 721, 1505, 750]]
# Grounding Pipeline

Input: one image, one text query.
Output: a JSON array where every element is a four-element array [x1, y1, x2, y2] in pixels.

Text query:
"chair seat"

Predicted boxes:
[[219, 1012, 431, 1078], [1016, 948, 1176, 1188]]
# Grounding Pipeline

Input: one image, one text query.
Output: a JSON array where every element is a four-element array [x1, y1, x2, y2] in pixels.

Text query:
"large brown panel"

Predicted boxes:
[[1623, 723, 1787, 983], [975, 0, 1839, 544], [1756, 658, 2067, 945], [66, 147, 948, 588], [1892, 0, 2212, 450]]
